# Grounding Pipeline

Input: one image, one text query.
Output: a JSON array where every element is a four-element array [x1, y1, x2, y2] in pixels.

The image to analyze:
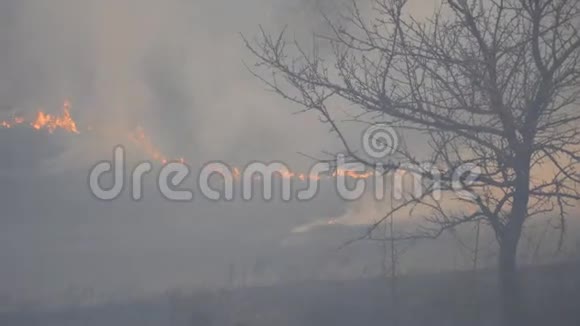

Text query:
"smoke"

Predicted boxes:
[[0, 0, 357, 301], [2, 0, 575, 305]]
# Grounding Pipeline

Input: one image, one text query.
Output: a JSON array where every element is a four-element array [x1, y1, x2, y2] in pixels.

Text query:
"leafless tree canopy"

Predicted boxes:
[[246, 1, 580, 322], [247, 0, 579, 243]]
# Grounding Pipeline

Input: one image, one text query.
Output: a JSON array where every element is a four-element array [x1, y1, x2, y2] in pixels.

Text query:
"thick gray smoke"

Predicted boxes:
[[0, 0, 574, 306], [0, 0, 354, 302]]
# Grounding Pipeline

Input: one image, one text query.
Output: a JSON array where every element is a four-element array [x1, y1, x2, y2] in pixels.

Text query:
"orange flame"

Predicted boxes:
[[129, 126, 182, 165], [0, 101, 79, 134], [1, 101, 377, 181], [31, 101, 79, 134], [0, 115, 25, 129], [129, 127, 377, 181]]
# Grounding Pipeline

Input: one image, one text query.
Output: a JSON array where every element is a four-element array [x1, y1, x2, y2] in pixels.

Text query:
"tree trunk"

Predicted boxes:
[[497, 153, 531, 325], [499, 229, 523, 326]]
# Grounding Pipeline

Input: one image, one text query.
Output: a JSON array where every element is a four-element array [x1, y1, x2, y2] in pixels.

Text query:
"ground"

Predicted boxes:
[[1, 261, 579, 326]]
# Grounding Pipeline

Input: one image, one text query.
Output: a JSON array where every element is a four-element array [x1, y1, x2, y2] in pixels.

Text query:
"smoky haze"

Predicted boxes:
[[0, 0, 366, 301], [0, 0, 576, 311]]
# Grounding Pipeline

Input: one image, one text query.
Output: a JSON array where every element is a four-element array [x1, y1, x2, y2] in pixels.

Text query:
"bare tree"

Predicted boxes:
[[246, 0, 580, 324], [377, 203, 400, 325]]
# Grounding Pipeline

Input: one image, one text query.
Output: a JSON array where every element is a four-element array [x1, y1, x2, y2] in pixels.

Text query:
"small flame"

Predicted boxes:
[[0, 101, 79, 134], [1, 101, 378, 182], [129, 126, 177, 165], [31, 101, 79, 134], [131, 127, 377, 181]]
